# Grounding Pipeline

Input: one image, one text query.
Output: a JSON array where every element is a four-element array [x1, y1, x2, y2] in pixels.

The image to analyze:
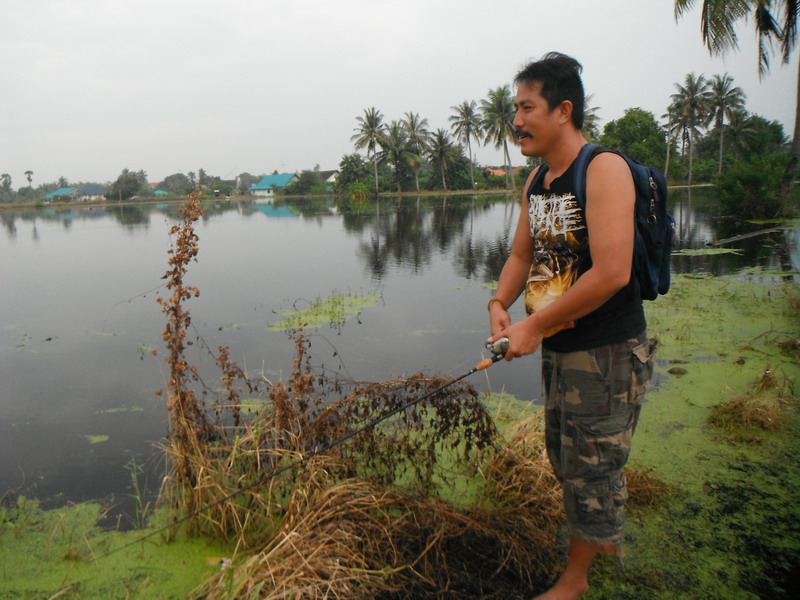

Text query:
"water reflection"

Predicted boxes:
[[1, 190, 796, 283], [669, 187, 798, 280]]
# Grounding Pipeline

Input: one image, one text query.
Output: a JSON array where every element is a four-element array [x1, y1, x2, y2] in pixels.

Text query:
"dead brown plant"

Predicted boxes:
[[625, 468, 674, 509], [709, 366, 793, 432], [193, 415, 566, 600], [710, 393, 790, 431]]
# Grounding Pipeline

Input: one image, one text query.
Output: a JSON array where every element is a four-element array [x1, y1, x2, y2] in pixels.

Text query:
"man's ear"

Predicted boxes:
[[558, 100, 574, 125]]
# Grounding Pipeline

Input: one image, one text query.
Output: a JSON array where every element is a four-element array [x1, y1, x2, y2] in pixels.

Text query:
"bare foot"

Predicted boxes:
[[532, 537, 617, 599], [533, 574, 589, 600]]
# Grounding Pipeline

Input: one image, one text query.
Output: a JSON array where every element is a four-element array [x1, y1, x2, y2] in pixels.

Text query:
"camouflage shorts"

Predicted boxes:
[[542, 332, 657, 545]]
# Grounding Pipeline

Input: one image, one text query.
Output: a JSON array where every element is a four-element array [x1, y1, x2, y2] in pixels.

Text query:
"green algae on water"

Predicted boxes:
[[672, 247, 743, 256], [587, 274, 800, 599], [0, 498, 231, 600], [85, 434, 109, 444], [480, 391, 540, 432], [268, 292, 380, 331]]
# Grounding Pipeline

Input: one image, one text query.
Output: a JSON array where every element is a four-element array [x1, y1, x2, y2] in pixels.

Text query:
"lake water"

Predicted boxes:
[[1, 189, 797, 517]]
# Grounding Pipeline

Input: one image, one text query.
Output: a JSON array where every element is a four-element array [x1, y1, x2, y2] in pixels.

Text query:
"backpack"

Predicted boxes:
[[530, 143, 675, 300]]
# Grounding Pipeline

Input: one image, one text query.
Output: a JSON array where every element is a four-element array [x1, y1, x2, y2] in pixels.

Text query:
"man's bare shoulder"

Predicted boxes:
[[585, 151, 635, 215], [586, 150, 630, 178]]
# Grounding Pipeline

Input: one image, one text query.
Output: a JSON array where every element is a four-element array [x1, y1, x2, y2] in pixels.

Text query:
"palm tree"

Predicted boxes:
[[381, 120, 416, 194], [428, 129, 459, 191], [24, 170, 33, 191], [583, 94, 602, 141], [351, 107, 387, 194], [0, 173, 11, 201], [725, 107, 759, 154], [675, 0, 799, 182], [480, 85, 518, 190], [449, 100, 483, 189], [669, 73, 712, 185], [708, 73, 746, 173], [403, 112, 430, 193], [662, 104, 683, 178]]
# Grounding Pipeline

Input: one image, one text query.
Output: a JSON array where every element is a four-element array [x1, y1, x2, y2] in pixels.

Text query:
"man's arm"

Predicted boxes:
[[493, 152, 636, 358], [488, 170, 537, 336]]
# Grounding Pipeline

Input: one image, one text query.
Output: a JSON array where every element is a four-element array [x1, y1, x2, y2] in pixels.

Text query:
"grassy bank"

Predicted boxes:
[[1, 274, 797, 599]]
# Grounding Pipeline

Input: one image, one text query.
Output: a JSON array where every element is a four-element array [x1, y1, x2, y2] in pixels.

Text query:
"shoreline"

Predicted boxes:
[[0, 183, 719, 211]]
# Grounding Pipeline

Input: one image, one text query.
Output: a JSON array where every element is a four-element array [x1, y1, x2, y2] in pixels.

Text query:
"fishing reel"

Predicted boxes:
[[486, 337, 509, 358]]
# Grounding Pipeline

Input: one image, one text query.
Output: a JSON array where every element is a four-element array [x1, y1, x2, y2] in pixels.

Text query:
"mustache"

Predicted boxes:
[[515, 128, 532, 139]]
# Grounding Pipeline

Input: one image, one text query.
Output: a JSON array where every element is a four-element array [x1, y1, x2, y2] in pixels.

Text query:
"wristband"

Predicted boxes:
[[487, 297, 507, 312]]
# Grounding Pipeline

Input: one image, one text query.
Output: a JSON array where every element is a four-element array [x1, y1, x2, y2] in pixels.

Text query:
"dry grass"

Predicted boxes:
[[710, 392, 790, 431], [625, 468, 675, 509], [193, 413, 565, 600], [710, 367, 794, 432]]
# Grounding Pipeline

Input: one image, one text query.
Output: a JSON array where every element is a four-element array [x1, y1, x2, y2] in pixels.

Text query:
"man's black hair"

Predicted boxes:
[[514, 52, 585, 130]]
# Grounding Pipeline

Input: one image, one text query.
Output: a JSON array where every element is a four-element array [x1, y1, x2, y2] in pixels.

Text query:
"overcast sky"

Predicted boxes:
[[2, 0, 796, 187]]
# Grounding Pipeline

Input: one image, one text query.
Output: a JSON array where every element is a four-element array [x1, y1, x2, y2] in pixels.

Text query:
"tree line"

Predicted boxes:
[[0, 168, 265, 204], [335, 69, 791, 217]]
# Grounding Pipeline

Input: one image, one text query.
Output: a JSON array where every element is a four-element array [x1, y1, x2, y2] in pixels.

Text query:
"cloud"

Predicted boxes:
[[1, 0, 794, 186]]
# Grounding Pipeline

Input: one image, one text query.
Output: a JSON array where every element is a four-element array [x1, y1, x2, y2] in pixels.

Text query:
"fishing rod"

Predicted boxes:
[[98, 337, 509, 560]]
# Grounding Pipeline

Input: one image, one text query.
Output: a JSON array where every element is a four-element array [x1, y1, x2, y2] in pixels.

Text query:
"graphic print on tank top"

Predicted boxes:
[[525, 190, 588, 336]]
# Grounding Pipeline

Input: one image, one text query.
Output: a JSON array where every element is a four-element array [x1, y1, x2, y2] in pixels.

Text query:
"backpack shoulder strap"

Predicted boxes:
[[572, 143, 613, 208]]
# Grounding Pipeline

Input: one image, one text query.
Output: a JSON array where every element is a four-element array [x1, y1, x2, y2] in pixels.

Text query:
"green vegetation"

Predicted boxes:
[[0, 498, 230, 599], [717, 150, 794, 218], [598, 107, 668, 168], [585, 274, 800, 599], [268, 292, 380, 331], [84, 434, 109, 444], [674, 0, 798, 211], [673, 247, 742, 256], [675, 0, 799, 185], [107, 169, 149, 202]]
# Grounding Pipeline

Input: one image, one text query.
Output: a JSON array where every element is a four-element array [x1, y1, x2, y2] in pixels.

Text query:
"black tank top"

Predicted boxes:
[[526, 154, 646, 352]]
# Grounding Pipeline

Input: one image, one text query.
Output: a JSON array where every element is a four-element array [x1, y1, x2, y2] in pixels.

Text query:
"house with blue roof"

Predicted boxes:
[[44, 187, 80, 202], [250, 173, 297, 198], [78, 185, 106, 201], [43, 186, 107, 202]]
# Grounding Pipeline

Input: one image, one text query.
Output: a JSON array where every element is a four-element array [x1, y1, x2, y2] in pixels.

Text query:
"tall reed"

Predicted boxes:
[[156, 196, 212, 515]]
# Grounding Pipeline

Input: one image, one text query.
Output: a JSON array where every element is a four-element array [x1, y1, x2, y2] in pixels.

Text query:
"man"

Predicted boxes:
[[486, 52, 656, 600]]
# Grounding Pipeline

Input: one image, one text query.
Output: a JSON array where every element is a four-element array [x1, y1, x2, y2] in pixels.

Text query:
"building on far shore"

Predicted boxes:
[[317, 170, 339, 188], [483, 167, 521, 178], [250, 173, 297, 199], [78, 185, 107, 201], [44, 188, 80, 202], [43, 186, 107, 203]]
